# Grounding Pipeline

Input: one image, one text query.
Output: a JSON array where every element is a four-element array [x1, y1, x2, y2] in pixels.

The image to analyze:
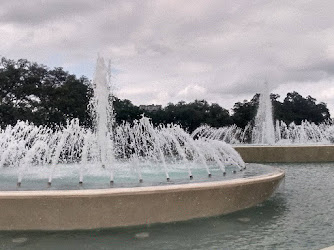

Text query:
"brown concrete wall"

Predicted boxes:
[[234, 145, 334, 163], [0, 170, 284, 230]]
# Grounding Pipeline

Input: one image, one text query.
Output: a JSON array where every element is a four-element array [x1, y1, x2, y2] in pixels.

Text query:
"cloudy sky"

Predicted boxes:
[[1, 0, 334, 114]]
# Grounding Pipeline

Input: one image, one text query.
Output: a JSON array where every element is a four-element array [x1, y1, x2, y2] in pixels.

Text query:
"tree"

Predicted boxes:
[[113, 97, 142, 124], [281, 91, 330, 124], [232, 94, 260, 128], [0, 57, 91, 127], [231, 91, 331, 128], [145, 100, 232, 132]]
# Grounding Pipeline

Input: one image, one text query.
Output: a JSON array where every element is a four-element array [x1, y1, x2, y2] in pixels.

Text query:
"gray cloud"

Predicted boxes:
[[0, 0, 100, 25], [1, 0, 334, 113]]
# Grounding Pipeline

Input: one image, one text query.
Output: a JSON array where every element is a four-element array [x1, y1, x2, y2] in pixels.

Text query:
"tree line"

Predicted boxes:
[[0, 57, 331, 131]]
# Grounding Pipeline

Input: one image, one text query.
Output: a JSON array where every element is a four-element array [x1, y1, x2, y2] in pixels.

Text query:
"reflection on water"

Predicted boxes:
[[1, 163, 334, 250]]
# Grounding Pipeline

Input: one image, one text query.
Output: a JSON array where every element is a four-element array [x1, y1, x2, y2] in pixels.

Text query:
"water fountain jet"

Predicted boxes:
[[252, 82, 275, 145]]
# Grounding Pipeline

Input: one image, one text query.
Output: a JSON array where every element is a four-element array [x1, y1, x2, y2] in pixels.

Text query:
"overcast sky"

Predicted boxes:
[[1, 0, 334, 114]]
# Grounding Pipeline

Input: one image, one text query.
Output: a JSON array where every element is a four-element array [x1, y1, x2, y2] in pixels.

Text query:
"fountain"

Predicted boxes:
[[192, 81, 334, 163], [193, 119, 334, 145], [193, 80, 334, 145], [251, 82, 275, 145], [0, 57, 284, 230], [192, 81, 277, 145]]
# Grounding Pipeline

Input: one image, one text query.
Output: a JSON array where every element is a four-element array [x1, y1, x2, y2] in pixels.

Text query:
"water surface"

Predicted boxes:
[[1, 163, 333, 250]]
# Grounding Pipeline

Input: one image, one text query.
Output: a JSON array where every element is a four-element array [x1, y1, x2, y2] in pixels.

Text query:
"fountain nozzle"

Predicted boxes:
[[189, 175, 193, 180], [47, 182, 52, 187], [208, 173, 212, 178], [17, 182, 21, 187], [139, 179, 143, 183]]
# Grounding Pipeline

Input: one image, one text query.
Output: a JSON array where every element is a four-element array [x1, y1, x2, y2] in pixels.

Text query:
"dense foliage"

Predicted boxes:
[[0, 57, 91, 127], [0, 57, 331, 131], [232, 92, 331, 128], [145, 100, 233, 132]]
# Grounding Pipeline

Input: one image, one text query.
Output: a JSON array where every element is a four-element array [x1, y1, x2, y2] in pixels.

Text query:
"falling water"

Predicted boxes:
[[194, 120, 334, 145], [89, 56, 115, 183], [252, 82, 276, 145]]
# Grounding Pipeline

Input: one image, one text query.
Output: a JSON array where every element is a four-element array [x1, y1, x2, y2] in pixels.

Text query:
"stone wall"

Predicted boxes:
[[234, 145, 334, 163]]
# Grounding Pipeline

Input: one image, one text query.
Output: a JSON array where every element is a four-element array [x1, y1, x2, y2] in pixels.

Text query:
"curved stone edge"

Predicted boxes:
[[233, 145, 334, 163], [0, 169, 285, 231], [321, 246, 334, 250]]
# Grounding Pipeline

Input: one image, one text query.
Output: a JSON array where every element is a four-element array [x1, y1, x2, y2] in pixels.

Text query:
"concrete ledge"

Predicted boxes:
[[321, 246, 334, 250], [234, 145, 334, 163], [0, 169, 284, 230]]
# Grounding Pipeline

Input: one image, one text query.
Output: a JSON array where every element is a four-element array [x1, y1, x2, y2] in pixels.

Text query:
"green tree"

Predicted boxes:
[[113, 97, 142, 124], [282, 91, 330, 124], [0, 57, 91, 127], [232, 94, 260, 128], [232, 91, 331, 128], [146, 100, 232, 132]]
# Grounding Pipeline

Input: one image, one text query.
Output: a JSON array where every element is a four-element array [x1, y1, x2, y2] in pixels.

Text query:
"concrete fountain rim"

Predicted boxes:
[[0, 166, 285, 197], [0, 164, 285, 230], [233, 144, 334, 163]]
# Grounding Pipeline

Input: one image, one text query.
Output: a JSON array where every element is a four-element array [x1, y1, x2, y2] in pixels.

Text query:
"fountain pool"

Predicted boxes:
[[0, 162, 332, 250], [0, 163, 283, 230], [0, 163, 275, 191]]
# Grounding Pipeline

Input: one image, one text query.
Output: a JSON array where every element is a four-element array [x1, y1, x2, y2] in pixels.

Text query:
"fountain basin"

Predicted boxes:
[[0, 166, 284, 231], [234, 145, 334, 163]]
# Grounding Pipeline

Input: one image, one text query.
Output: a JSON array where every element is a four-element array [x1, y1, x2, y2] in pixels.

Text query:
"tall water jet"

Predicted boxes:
[[89, 56, 115, 182], [252, 82, 275, 144]]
